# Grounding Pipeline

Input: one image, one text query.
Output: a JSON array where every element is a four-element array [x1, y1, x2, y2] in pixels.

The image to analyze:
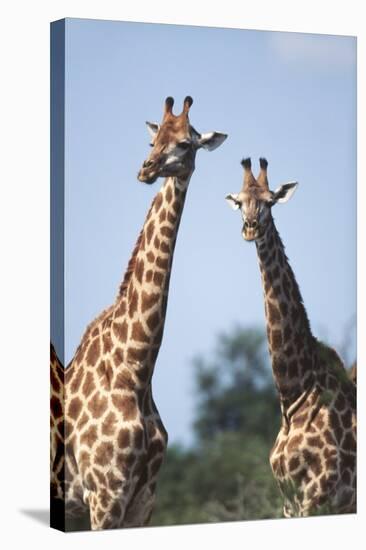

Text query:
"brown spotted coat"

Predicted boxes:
[[50, 177, 188, 529]]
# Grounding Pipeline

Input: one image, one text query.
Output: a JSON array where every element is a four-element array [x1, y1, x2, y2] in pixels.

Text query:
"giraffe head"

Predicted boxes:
[[138, 96, 227, 184], [225, 157, 298, 241]]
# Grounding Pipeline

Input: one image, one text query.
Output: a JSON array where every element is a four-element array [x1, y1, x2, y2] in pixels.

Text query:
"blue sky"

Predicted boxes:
[[60, 18, 356, 444]]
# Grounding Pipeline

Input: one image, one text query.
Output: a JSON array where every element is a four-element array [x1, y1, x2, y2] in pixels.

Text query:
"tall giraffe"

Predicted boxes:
[[225, 157, 356, 517], [50, 96, 227, 531]]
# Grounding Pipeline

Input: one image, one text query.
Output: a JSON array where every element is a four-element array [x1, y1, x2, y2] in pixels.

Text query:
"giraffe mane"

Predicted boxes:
[[118, 228, 144, 297], [71, 304, 115, 365], [118, 197, 156, 297], [67, 193, 159, 367], [272, 224, 312, 336]]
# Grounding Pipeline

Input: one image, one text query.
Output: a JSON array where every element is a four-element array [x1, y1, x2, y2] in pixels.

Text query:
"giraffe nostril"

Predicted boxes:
[[143, 160, 154, 169], [252, 220, 258, 229]]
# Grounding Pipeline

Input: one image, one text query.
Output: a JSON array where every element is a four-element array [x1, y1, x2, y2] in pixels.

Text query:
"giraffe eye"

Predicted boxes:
[[149, 143, 154, 147], [177, 141, 191, 150]]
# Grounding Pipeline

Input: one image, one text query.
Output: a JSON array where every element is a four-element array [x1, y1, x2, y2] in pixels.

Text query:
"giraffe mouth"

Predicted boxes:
[[137, 170, 159, 184], [242, 226, 262, 241], [138, 162, 187, 183], [243, 234, 257, 242]]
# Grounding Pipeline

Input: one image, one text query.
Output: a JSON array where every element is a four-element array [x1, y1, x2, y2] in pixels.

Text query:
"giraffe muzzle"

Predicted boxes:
[[242, 220, 260, 241], [137, 170, 158, 184], [138, 157, 165, 184], [138, 163, 159, 184]]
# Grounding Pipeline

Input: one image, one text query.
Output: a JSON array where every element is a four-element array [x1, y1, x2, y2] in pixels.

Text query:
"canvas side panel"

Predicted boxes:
[[50, 18, 66, 533]]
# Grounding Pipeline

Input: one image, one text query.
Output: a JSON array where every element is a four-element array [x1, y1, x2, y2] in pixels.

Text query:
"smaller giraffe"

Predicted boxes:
[[50, 97, 227, 530], [226, 157, 356, 517]]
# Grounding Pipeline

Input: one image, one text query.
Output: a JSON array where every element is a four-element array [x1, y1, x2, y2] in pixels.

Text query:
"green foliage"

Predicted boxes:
[[151, 434, 283, 526], [318, 389, 335, 406], [316, 340, 352, 387], [193, 326, 279, 443], [151, 326, 283, 526]]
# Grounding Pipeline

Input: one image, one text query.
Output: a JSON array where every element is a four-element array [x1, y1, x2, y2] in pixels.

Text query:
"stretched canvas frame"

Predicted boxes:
[[50, 17, 357, 532]]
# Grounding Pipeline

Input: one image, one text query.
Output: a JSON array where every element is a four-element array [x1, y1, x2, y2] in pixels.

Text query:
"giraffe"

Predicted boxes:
[[50, 96, 227, 531], [225, 157, 356, 517], [50, 343, 65, 506]]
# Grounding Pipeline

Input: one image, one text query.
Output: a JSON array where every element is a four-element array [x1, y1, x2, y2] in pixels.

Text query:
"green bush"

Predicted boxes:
[[151, 326, 283, 526]]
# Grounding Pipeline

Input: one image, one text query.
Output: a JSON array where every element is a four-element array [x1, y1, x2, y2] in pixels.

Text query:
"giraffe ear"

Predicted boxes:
[[225, 193, 241, 210], [271, 182, 298, 204], [197, 131, 228, 151], [146, 121, 160, 139]]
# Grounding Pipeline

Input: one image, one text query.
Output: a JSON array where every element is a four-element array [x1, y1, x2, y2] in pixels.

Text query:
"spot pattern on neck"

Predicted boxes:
[[256, 222, 315, 405], [254, 220, 356, 518], [51, 175, 190, 529]]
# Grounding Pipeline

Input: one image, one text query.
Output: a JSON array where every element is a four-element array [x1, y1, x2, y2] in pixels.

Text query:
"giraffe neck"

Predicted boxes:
[[112, 175, 191, 378], [256, 219, 316, 408]]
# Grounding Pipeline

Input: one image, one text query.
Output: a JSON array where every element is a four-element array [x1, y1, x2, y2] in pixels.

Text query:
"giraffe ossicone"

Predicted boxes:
[[226, 157, 356, 517], [50, 96, 227, 530]]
